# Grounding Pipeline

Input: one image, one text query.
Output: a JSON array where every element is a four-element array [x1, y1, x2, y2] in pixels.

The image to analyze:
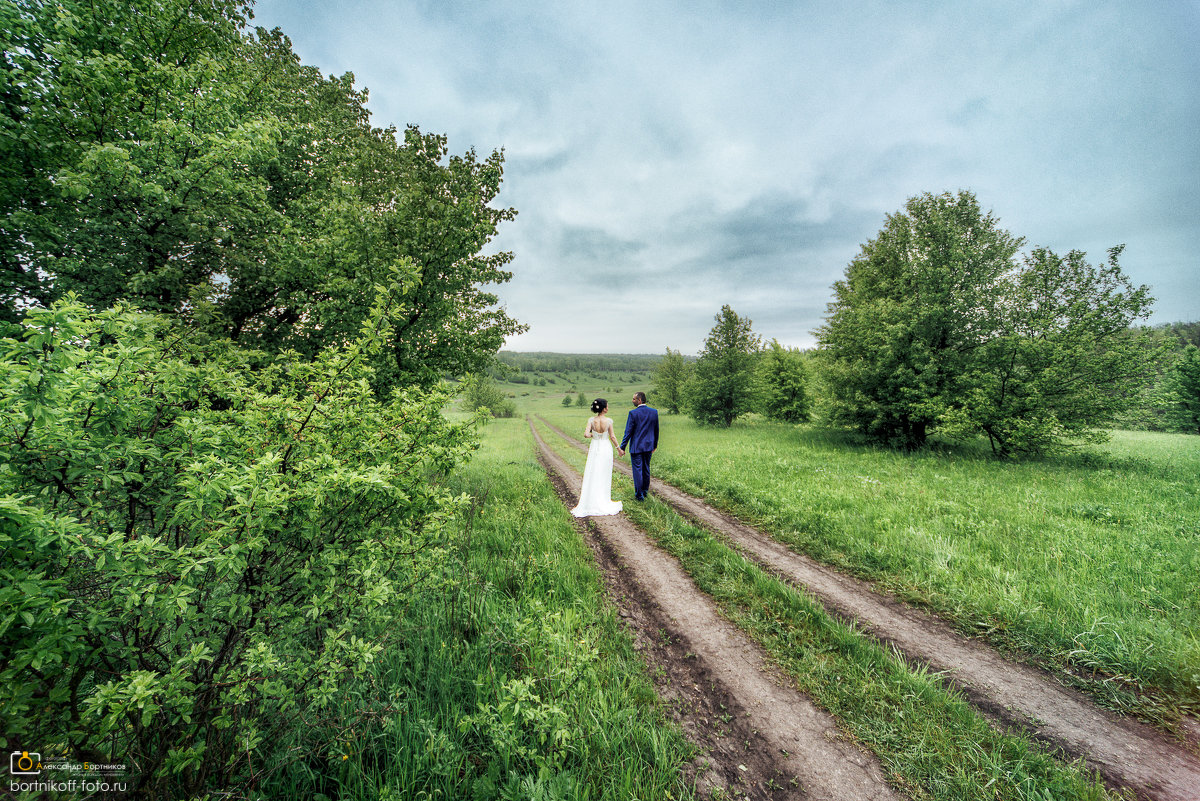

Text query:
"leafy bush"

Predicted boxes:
[[757, 340, 810, 423], [0, 298, 474, 797], [653, 348, 693, 415]]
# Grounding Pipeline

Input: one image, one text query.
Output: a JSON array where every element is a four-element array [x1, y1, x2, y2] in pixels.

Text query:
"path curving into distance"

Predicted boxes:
[[535, 416, 1200, 801], [531, 418, 904, 801]]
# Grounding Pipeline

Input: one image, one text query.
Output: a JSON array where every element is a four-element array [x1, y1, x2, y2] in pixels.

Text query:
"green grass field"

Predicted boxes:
[[532, 385, 1200, 727], [285, 368, 1195, 799], [534, 417, 1115, 800], [267, 414, 696, 800]]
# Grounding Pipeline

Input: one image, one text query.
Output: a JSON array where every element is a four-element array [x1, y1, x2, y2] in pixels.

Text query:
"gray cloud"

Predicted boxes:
[[558, 226, 646, 262], [685, 195, 879, 265], [254, 0, 1200, 353]]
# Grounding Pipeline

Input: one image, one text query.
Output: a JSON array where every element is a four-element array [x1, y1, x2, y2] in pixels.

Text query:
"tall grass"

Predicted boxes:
[[538, 404, 1200, 725], [266, 416, 695, 800]]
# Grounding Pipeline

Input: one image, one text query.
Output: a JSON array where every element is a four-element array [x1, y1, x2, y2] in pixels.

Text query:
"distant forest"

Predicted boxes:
[[497, 351, 678, 373], [1156, 320, 1200, 347], [497, 320, 1199, 434], [498, 319, 1198, 374]]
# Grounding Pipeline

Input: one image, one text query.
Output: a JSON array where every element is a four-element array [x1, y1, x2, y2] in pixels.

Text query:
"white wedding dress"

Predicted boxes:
[[571, 418, 623, 517]]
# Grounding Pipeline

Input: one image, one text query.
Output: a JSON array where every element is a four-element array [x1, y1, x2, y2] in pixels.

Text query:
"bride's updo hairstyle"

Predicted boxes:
[[590, 398, 607, 414]]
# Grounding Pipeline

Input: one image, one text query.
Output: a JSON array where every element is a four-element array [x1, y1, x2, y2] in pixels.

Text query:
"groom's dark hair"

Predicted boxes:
[[633, 391, 647, 404]]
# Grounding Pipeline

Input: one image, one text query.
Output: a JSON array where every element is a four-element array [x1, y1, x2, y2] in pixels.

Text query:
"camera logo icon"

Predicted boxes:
[[10, 751, 41, 775]]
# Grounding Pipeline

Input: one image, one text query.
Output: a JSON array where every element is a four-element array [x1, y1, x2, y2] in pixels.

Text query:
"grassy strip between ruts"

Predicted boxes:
[[265, 416, 696, 801], [535, 418, 1117, 801], [536, 403, 1200, 729]]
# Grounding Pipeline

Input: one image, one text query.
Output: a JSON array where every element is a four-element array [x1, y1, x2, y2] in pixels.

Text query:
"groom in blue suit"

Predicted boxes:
[[618, 391, 659, 501]]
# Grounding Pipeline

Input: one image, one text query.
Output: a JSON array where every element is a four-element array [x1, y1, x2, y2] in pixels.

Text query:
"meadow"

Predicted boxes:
[[534, 416, 1115, 800], [528, 377, 1200, 728], [280, 365, 1196, 799]]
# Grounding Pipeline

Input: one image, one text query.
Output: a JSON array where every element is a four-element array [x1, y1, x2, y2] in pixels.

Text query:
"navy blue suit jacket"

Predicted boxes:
[[621, 404, 659, 454]]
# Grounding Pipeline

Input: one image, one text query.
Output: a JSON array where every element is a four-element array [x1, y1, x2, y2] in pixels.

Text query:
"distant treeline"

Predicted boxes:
[[1119, 320, 1200, 432], [1154, 321, 1200, 348], [497, 351, 676, 373]]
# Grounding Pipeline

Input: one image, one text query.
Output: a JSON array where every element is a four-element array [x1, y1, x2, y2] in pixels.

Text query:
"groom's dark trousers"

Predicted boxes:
[[621, 404, 659, 500], [630, 452, 652, 499]]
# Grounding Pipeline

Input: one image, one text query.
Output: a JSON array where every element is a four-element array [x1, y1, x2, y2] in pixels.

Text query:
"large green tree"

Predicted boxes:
[[687, 305, 760, 426], [818, 190, 1023, 449], [2, 0, 273, 318], [819, 191, 1160, 456], [0, 0, 523, 387], [0, 5, 524, 792]]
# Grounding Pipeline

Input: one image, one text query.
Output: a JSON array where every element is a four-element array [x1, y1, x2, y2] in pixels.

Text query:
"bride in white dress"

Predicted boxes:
[[571, 398, 623, 517]]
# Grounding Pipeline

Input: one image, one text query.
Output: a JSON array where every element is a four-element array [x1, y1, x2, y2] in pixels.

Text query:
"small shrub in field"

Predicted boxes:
[[757, 339, 810, 423], [653, 347, 693, 415], [0, 299, 475, 797], [461, 373, 516, 418]]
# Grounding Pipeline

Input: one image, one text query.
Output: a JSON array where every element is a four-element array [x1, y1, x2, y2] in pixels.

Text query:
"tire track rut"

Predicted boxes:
[[531, 418, 904, 801], [535, 415, 1200, 801]]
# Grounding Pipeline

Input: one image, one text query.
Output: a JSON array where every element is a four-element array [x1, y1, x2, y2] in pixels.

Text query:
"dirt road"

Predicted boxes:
[[532, 419, 903, 800], [535, 416, 1200, 801]]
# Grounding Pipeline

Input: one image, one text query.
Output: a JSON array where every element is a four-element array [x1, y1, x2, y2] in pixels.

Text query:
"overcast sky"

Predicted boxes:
[[252, 0, 1199, 355]]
